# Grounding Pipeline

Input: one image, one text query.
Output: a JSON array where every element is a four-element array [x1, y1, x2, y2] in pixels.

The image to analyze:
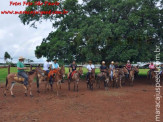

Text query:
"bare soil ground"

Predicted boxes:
[[0, 76, 162, 122]]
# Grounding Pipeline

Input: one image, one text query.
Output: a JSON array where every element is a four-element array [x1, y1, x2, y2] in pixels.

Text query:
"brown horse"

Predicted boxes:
[[4, 68, 42, 97], [96, 71, 109, 90], [68, 67, 83, 92], [87, 69, 96, 90], [53, 66, 65, 96], [147, 69, 157, 79], [129, 66, 139, 86]]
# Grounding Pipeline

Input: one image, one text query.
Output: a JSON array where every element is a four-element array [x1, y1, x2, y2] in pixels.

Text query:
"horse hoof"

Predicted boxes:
[[25, 93, 27, 96], [4, 94, 6, 96], [30, 95, 33, 97], [11, 95, 15, 98]]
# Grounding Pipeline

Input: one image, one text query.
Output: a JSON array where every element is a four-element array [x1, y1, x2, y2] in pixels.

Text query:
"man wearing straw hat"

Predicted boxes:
[[100, 61, 107, 74], [17, 56, 28, 86], [86, 60, 95, 82], [109, 61, 115, 81]]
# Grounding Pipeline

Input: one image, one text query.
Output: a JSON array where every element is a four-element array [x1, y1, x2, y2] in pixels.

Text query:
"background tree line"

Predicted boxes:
[[19, 0, 163, 64]]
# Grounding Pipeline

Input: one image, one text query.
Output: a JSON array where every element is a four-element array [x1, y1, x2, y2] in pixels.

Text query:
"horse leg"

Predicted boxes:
[[29, 85, 33, 97], [10, 82, 15, 97], [23, 85, 28, 96], [68, 80, 70, 91], [4, 77, 9, 96], [36, 76, 40, 93], [56, 81, 59, 96], [119, 78, 122, 88], [77, 81, 79, 92], [59, 81, 61, 90], [74, 81, 75, 91]]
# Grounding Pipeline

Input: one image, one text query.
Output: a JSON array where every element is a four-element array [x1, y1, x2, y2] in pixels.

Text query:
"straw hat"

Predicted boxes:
[[127, 60, 130, 63], [102, 61, 105, 64], [111, 61, 114, 64], [18, 56, 25, 60]]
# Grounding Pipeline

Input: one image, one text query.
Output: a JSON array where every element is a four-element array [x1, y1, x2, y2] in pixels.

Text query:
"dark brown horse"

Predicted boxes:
[[4, 68, 42, 97], [68, 67, 83, 92], [87, 69, 96, 90]]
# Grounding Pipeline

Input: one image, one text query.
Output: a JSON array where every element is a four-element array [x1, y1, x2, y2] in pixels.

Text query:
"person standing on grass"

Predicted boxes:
[[17, 56, 28, 86]]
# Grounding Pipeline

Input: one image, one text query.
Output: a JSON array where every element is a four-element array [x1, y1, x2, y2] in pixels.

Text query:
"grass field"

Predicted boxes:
[[0, 67, 149, 83]]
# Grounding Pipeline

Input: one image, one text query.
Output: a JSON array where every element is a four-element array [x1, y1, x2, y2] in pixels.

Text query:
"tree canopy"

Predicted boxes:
[[19, 0, 163, 64], [4, 52, 11, 62]]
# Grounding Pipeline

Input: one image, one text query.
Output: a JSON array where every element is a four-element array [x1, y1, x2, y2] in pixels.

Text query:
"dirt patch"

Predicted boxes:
[[0, 76, 162, 122]]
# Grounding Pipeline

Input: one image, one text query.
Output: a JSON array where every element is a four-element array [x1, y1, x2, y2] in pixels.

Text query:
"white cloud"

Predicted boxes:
[[0, 0, 53, 63]]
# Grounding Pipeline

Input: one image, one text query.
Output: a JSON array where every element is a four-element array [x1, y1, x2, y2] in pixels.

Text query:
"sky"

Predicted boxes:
[[0, 0, 83, 63]]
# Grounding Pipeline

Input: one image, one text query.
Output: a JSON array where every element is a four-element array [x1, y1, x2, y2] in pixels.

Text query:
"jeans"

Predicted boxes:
[[45, 70, 49, 74], [87, 72, 90, 80], [159, 70, 162, 75], [18, 71, 28, 86]]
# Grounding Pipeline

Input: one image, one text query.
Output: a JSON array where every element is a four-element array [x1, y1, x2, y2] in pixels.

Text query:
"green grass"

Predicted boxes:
[[0, 67, 149, 83]]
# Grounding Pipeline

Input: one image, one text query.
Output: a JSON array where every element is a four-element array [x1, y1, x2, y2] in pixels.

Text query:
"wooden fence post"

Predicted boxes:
[[8, 65, 10, 74], [30, 65, 32, 71]]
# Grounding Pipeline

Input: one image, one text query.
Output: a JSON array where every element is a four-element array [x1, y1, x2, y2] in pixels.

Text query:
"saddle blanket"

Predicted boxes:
[[14, 74, 24, 82]]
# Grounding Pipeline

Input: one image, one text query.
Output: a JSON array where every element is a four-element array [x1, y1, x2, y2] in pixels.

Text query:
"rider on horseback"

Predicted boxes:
[[17, 56, 28, 86], [52, 59, 59, 70], [100, 61, 107, 74], [126, 60, 132, 78], [149, 62, 155, 77], [69, 60, 77, 79], [109, 61, 115, 81], [86, 60, 95, 82], [159, 64, 163, 75], [43, 59, 50, 74]]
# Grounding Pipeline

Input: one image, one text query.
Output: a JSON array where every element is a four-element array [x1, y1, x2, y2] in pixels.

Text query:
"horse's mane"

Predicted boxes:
[[28, 70, 35, 75]]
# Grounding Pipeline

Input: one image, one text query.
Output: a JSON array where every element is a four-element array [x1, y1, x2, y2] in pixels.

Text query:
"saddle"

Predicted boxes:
[[69, 70, 77, 79], [14, 74, 24, 82], [48, 69, 59, 78]]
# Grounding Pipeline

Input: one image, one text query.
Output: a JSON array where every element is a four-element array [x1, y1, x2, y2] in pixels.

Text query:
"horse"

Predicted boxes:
[[147, 68, 159, 85], [96, 70, 109, 90], [53, 66, 65, 96], [36, 68, 49, 93], [128, 66, 139, 86], [87, 69, 96, 90], [68, 67, 83, 92], [4, 68, 42, 97], [147, 68, 157, 79]]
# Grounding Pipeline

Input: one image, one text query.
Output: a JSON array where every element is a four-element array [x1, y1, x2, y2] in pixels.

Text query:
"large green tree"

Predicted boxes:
[[19, 0, 163, 63]]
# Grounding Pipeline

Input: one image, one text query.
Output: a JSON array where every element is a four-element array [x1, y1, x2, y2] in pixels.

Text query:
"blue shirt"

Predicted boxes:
[[52, 63, 59, 69]]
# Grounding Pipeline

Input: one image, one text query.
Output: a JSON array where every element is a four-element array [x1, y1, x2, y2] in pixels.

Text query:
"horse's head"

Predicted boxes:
[[132, 66, 139, 73], [27, 69, 36, 75], [60, 66, 65, 78], [78, 67, 83, 76]]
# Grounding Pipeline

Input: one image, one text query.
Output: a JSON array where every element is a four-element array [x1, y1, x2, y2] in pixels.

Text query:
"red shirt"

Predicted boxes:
[[126, 64, 131, 70]]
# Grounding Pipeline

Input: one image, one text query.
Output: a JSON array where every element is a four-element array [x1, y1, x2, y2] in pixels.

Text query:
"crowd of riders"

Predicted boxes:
[[17, 56, 163, 86]]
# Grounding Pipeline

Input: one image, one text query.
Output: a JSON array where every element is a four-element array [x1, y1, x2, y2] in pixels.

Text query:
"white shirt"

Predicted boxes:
[[43, 61, 49, 71], [87, 64, 95, 72]]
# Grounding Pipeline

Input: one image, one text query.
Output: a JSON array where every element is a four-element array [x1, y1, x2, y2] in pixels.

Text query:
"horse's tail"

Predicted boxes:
[[6, 77, 8, 88]]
